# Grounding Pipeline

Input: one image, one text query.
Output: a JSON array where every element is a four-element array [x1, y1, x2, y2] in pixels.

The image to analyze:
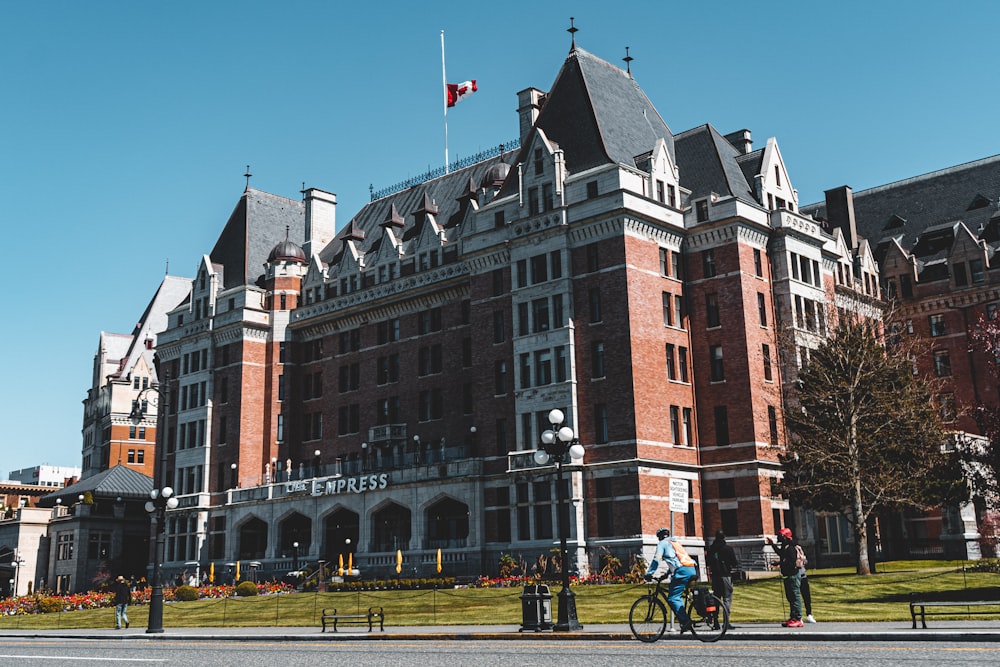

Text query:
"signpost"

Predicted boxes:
[[669, 478, 688, 537]]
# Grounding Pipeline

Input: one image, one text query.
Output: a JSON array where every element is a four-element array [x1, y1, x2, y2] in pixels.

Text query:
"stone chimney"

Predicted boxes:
[[517, 87, 546, 146], [824, 186, 858, 250], [724, 129, 753, 155], [303, 188, 336, 258]]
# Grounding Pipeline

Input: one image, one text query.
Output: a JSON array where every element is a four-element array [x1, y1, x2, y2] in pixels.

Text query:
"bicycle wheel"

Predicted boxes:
[[686, 593, 728, 643], [629, 594, 668, 643]]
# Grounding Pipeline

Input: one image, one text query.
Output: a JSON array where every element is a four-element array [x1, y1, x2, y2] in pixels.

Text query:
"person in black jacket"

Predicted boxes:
[[706, 530, 739, 622], [766, 528, 804, 627], [113, 575, 131, 629]]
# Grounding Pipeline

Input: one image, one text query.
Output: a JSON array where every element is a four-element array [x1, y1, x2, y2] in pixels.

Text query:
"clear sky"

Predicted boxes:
[[2, 0, 998, 474]]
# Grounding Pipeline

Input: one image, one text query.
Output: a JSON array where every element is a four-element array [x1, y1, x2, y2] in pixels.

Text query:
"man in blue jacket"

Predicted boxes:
[[644, 527, 697, 631]]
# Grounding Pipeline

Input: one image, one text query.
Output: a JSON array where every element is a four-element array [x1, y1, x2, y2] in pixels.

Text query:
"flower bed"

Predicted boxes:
[[0, 581, 293, 615]]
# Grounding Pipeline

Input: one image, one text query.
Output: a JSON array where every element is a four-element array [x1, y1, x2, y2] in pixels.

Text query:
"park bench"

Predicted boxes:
[[321, 606, 385, 632], [909, 594, 1000, 628]]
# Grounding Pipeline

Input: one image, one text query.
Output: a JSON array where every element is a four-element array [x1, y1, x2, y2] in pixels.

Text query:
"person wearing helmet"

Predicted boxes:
[[766, 527, 804, 627], [644, 527, 697, 632]]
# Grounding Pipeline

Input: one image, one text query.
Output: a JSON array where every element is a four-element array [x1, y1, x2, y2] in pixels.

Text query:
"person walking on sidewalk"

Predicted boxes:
[[706, 530, 739, 623], [766, 528, 804, 627], [113, 575, 131, 629], [644, 528, 697, 633]]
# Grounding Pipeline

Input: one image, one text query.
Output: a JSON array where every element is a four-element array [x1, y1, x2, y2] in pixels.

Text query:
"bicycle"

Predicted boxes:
[[629, 575, 729, 643]]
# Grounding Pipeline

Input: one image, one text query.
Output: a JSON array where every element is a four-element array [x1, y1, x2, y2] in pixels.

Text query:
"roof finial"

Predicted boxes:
[[244, 165, 252, 191], [567, 17, 578, 51], [285, 225, 290, 242], [623, 46, 633, 77], [165, 258, 169, 276]]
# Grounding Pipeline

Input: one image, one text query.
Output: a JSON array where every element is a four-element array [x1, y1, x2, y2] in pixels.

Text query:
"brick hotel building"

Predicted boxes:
[[97, 42, 985, 584]]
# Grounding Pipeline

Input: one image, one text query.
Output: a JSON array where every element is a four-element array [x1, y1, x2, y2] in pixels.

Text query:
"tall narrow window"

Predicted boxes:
[[757, 292, 768, 327], [670, 406, 680, 444], [714, 406, 729, 446], [754, 248, 763, 277], [662, 292, 673, 326], [706, 293, 720, 328], [762, 343, 773, 381], [768, 405, 779, 446], [678, 347, 689, 383], [710, 345, 725, 382], [702, 249, 716, 277], [665, 343, 676, 380], [592, 341, 605, 378], [589, 288, 602, 323]]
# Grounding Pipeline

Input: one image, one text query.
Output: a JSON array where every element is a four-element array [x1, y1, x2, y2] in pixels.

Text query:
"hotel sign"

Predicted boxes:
[[285, 473, 390, 497]]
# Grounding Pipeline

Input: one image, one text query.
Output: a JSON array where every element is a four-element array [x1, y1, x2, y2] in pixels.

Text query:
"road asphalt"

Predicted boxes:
[[0, 620, 998, 642]]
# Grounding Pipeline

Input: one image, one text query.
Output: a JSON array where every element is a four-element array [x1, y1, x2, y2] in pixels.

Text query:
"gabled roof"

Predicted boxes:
[[39, 465, 153, 506], [802, 154, 1000, 253], [499, 46, 674, 200], [674, 124, 758, 204], [209, 188, 306, 289], [318, 157, 512, 266]]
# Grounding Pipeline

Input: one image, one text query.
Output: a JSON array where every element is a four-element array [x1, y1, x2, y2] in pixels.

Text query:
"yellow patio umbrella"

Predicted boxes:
[[209, 562, 215, 584], [235, 560, 240, 582], [395, 549, 403, 574], [436, 548, 442, 574], [338, 553, 344, 576]]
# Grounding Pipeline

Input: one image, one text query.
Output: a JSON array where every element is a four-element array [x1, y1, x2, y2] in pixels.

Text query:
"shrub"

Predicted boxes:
[[38, 597, 64, 613], [234, 581, 258, 597], [174, 585, 199, 602]]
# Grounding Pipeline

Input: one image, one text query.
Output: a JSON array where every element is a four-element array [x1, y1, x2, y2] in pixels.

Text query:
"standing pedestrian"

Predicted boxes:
[[113, 575, 131, 629], [706, 530, 739, 626], [801, 561, 816, 623], [765, 527, 804, 627]]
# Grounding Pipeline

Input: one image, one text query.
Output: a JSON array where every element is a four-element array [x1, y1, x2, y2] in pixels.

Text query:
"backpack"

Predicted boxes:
[[671, 540, 696, 568], [794, 544, 808, 569]]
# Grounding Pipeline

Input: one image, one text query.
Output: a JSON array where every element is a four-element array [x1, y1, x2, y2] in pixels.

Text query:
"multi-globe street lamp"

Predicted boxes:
[[144, 486, 178, 633], [532, 408, 585, 631]]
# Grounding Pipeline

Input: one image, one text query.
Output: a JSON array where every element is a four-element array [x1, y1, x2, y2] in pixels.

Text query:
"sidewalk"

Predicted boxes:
[[1, 621, 998, 642]]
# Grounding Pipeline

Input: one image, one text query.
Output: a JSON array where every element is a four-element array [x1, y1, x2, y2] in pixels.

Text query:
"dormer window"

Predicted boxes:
[[971, 259, 985, 283], [656, 180, 665, 203], [534, 148, 543, 175], [775, 165, 781, 188], [696, 200, 709, 222], [528, 187, 539, 215]]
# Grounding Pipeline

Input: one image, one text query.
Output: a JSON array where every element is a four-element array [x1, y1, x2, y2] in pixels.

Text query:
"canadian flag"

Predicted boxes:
[[446, 80, 477, 107]]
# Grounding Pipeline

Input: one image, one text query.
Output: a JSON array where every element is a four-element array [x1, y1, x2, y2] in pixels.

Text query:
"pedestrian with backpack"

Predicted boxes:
[[707, 530, 739, 625], [644, 528, 697, 633], [765, 527, 804, 627]]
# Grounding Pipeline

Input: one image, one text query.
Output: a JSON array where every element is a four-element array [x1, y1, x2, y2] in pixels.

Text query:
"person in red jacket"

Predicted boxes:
[[766, 528, 804, 627]]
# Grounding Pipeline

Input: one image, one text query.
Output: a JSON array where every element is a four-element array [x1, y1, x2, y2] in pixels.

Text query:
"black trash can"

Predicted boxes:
[[519, 584, 553, 631]]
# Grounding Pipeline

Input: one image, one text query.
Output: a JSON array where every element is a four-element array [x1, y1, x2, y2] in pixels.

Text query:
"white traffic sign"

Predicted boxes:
[[669, 478, 688, 513]]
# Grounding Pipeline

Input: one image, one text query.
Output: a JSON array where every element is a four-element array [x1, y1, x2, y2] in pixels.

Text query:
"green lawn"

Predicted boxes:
[[1, 561, 996, 630]]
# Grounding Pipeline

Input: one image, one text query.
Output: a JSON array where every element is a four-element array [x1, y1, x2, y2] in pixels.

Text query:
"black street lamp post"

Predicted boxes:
[[533, 408, 585, 632], [144, 486, 178, 633]]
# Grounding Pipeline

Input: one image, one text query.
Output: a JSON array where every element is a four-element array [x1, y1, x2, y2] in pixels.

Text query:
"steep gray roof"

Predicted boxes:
[[674, 124, 758, 205], [39, 465, 153, 506], [210, 188, 306, 289], [500, 46, 674, 197], [119, 274, 192, 380], [801, 155, 1000, 254], [319, 157, 513, 265]]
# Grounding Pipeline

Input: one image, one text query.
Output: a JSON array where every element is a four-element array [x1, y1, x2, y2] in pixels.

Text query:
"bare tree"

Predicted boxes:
[[779, 320, 966, 575]]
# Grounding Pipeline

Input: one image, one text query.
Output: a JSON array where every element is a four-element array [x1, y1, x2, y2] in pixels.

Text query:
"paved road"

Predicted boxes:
[[1, 637, 998, 666]]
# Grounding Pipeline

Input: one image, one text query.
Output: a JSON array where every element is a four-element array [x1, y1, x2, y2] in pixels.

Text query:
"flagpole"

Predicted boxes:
[[441, 29, 449, 173]]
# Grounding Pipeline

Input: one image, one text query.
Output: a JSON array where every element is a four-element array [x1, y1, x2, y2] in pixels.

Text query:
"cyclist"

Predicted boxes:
[[644, 527, 697, 632]]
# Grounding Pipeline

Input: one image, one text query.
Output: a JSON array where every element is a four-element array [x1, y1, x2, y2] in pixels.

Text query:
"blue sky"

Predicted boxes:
[[2, 1, 998, 474]]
